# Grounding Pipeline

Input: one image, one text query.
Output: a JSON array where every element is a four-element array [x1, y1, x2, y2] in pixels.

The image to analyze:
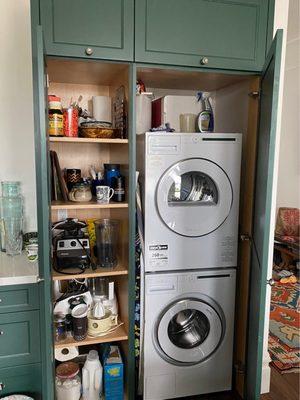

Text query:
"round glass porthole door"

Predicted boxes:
[[156, 158, 233, 237], [154, 298, 223, 365]]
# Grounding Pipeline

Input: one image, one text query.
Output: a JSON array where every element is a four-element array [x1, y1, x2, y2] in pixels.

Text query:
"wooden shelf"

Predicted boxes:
[[52, 265, 128, 281], [51, 200, 128, 210], [54, 324, 128, 348], [49, 137, 128, 144]]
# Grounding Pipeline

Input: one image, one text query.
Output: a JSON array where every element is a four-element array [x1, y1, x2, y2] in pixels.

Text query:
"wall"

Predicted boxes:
[[276, 0, 300, 209], [0, 0, 37, 231]]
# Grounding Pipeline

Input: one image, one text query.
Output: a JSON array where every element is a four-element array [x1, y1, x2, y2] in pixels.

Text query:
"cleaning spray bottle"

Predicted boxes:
[[197, 92, 214, 133]]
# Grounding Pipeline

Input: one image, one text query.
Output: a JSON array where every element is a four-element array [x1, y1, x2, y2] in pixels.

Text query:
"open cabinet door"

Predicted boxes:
[[245, 30, 283, 399], [31, 25, 54, 399]]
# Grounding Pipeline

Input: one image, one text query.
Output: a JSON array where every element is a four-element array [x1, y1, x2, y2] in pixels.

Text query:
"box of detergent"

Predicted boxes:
[[103, 345, 124, 400]]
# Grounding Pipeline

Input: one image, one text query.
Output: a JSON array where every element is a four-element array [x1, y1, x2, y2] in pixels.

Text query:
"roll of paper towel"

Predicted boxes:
[[92, 96, 112, 123], [55, 345, 79, 361]]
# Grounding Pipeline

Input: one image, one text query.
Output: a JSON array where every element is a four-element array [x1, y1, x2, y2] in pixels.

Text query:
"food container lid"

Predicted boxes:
[[56, 362, 79, 379], [48, 95, 61, 102]]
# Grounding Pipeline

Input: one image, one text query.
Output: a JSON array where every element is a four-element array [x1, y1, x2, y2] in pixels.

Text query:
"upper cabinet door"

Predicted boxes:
[[40, 0, 134, 61], [135, 0, 270, 71]]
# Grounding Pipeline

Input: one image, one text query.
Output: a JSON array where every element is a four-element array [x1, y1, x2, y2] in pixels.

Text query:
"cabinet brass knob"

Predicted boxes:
[[0, 382, 5, 391], [200, 57, 209, 65], [85, 47, 94, 56]]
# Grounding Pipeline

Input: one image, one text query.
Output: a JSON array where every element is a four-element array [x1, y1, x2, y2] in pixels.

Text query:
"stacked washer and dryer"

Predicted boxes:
[[138, 133, 242, 400]]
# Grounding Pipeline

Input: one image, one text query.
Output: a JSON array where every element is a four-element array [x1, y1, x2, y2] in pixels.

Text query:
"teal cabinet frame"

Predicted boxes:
[[135, 0, 272, 71], [40, 0, 134, 61]]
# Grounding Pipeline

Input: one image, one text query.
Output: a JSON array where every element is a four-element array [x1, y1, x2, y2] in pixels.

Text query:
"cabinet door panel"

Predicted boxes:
[[41, 0, 134, 61], [0, 284, 39, 313], [0, 364, 41, 398], [135, 0, 270, 71], [0, 311, 41, 368]]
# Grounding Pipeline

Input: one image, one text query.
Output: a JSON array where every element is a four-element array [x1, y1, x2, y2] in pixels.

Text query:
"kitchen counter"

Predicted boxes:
[[0, 252, 39, 285]]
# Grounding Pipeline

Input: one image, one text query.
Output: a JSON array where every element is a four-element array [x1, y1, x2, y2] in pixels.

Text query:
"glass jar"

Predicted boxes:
[[48, 95, 63, 136], [55, 362, 81, 400], [54, 313, 67, 342]]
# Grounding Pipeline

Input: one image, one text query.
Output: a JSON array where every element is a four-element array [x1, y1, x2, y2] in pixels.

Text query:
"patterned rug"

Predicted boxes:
[[268, 282, 300, 373]]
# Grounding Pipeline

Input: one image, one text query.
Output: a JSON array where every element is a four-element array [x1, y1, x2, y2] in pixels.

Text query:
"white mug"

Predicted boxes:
[[96, 186, 114, 203]]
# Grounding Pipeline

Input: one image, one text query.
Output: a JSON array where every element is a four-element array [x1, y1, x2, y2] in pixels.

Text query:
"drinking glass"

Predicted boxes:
[[95, 219, 119, 268], [3, 218, 23, 256]]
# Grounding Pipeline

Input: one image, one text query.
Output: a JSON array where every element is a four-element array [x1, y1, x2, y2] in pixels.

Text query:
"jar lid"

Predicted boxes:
[[48, 95, 61, 102], [104, 164, 120, 170], [56, 362, 79, 379], [54, 313, 66, 323]]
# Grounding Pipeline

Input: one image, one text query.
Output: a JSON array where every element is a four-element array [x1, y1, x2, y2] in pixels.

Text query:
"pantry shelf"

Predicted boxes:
[[49, 137, 128, 144], [51, 200, 128, 210], [54, 324, 128, 348], [52, 265, 128, 281]]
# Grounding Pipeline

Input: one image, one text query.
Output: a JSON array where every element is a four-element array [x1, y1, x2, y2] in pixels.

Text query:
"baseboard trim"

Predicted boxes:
[[261, 358, 271, 394]]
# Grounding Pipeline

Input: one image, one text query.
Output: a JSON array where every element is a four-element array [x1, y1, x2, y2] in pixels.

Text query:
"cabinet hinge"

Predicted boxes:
[[36, 277, 45, 283], [248, 91, 260, 99], [240, 233, 251, 242], [234, 361, 246, 375]]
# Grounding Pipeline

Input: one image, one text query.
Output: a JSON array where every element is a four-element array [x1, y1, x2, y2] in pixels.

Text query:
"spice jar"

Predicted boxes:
[[54, 313, 67, 342], [48, 95, 63, 136], [55, 362, 81, 400], [63, 106, 78, 137]]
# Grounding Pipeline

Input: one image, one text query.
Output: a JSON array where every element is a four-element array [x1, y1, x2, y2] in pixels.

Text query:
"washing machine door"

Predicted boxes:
[[156, 158, 233, 237], [154, 298, 223, 365]]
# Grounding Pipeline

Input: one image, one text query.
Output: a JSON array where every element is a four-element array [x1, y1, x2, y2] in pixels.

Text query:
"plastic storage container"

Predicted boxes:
[[55, 362, 81, 400]]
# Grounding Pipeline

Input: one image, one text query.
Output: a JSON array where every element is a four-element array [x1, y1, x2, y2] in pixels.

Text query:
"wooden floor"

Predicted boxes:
[[261, 367, 299, 400], [176, 367, 299, 400]]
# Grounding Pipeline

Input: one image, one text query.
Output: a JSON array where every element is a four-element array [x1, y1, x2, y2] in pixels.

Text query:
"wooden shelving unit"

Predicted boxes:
[[54, 324, 128, 348], [49, 137, 128, 144], [51, 200, 128, 210], [52, 265, 128, 281]]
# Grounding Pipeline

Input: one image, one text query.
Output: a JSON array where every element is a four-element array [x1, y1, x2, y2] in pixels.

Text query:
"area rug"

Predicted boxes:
[[268, 282, 300, 373]]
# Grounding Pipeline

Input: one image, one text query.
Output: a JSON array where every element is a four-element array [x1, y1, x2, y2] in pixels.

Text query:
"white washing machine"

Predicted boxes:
[[143, 269, 236, 400], [137, 133, 242, 272]]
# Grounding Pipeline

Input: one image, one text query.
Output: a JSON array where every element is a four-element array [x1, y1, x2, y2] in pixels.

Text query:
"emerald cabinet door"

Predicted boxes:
[[245, 30, 283, 399], [135, 0, 270, 71], [0, 364, 41, 398], [0, 311, 41, 368], [40, 0, 134, 61]]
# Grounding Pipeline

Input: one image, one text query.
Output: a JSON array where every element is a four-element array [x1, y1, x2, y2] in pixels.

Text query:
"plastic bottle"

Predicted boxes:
[[197, 92, 214, 133], [82, 350, 103, 400]]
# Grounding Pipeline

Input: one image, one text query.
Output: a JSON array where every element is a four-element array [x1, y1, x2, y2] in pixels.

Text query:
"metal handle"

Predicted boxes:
[[0, 382, 5, 391], [200, 57, 209, 65], [0, 331, 4, 336], [85, 47, 93, 56], [0, 298, 2, 303], [267, 278, 275, 287]]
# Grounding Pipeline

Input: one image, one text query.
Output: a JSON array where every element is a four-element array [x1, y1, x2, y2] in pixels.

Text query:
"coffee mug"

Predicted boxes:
[[96, 186, 114, 203], [71, 304, 88, 341]]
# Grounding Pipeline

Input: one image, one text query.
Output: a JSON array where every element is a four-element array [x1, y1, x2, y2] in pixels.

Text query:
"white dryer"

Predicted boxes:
[[137, 133, 242, 272], [143, 269, 236, 400]]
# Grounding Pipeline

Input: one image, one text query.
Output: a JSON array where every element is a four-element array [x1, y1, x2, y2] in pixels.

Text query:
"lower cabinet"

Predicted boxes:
[[0, 364, 42, 398], [0, 284, 41, 397]]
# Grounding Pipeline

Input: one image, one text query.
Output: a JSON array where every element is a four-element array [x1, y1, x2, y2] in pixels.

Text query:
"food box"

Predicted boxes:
[[103, 345, 124, 400]]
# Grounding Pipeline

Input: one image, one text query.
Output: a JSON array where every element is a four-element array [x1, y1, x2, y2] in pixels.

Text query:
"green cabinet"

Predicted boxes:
[[135, 0, 271, 71], [0, 364, 41, 398], [0, 284, 39, 314], [0, 311, 41, 368], [40, 0, 134, 61]]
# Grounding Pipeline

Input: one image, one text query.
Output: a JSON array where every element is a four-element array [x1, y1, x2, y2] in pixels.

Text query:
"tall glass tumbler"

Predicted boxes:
[[3, 217, 23, 256], [95, 219, 119, 268]]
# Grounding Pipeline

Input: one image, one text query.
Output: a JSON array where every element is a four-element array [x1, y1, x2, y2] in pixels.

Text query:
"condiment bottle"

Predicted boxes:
[[111, 176, 125, 202], [48, 95, 63, 136]]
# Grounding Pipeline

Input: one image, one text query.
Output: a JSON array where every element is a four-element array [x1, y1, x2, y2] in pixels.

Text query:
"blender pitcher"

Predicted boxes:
[[95, 219, 119, 268]]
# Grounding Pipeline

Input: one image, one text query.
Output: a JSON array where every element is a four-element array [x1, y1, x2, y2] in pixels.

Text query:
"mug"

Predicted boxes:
[[96, 186, 114, 203], [66, 169, 81, 191]]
